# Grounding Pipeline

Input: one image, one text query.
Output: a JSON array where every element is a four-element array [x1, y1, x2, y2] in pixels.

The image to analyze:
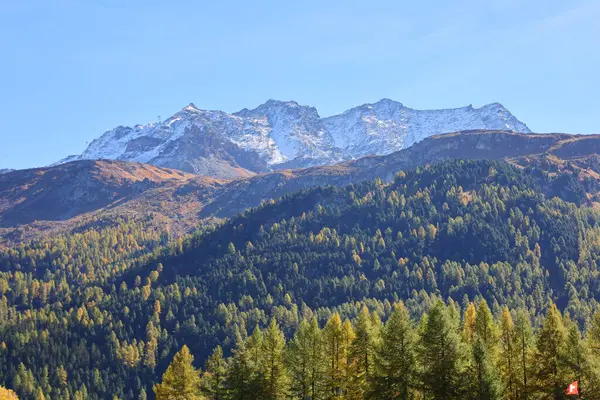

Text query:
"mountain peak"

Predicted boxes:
[[373, 98, 404, 107], [480, 102, 505, 109], [56, 98, 532, 178], [264, 99, 299, 107], [250, 99, 315, 114], [182, 102, 201, 112]]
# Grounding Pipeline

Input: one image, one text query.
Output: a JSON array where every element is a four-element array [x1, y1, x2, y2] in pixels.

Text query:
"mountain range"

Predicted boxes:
[[56, 100, 531, 178], [2, 106, 600, 400], [3, 130, 599, 246]]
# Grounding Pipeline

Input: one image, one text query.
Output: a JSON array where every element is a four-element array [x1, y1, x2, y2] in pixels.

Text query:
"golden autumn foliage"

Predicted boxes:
[[0, 386, 18, 400]]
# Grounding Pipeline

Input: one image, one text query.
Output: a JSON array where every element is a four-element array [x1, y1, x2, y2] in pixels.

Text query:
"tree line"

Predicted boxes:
[[156, 299, 600, 399]]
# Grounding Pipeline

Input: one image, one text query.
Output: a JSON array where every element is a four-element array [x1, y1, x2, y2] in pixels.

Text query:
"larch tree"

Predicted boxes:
[[462, 302, 477, 345], [323, 313, 346, 398], [471, 300, 502, 400], [342, 318, 356, 395], [348, 306, 377, 399], [514, 309, 533, 399], [498, 307, 519, 400], [153, 345, 203, 400], [260, 320, 289, 400], [0, 386, 18, 400], [475, 300, 498, 352], [585, 310, 600, 397]]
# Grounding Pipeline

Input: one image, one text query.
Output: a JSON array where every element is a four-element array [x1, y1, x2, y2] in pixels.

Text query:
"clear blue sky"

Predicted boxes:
[[1, 0, 599, 170]]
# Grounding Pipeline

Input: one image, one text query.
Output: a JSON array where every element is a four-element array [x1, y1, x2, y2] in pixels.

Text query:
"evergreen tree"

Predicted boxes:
[[532, 304, 567, 400], [471, 337, 502, 400], [371, 302, 417, 399], [514, 309, 533, 400], [499, 307, 519, 400], [323, 313, 346, 398], [342, 318, 356, 388], [348, 306, 377, 399], [585, 311, 600, 398], [563, 319, 590, 398], [35, 387, 46, 400], [226, 334, 254, 400], [469, 300, 501, 400], [153, 345, 203, 400], [286, 318, 326, 400], [244, 325, 266, 397], [419, 300, 465, 400], [203, 346, 226, 400], [260, 320, 289, 400]]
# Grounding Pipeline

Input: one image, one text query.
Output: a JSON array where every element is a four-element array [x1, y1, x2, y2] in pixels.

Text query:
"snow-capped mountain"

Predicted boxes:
[[323, 100, 531, 158], [58, 99, 532, 178]]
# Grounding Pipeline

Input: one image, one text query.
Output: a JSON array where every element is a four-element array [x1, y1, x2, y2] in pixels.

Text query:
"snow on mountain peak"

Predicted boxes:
[[58, 99, 532, 178], [183, 102, 201, 112]]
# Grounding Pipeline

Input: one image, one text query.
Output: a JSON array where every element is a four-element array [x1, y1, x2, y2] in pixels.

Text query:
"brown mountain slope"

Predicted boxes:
[[0, 160, 198, 226], [1, 130, 599, 246]]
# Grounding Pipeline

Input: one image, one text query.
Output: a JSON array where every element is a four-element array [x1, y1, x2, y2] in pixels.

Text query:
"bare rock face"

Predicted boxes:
[[54, 100, 531, 178]]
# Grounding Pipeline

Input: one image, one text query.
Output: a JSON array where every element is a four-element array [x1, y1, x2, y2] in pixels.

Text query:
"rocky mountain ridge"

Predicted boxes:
[[56, 100, 531, 178], [3, 130, 598, 246]]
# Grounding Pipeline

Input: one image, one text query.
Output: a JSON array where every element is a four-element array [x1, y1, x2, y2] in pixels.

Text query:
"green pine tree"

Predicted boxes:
[[286, 318, 326, 400], [226, 333, 255, 400], [532, 304, 567, 400], [514, 309, 533, 400], [203, 345, 226, 400], [470, 300, 501, 400], [347, 306, 377, 399], [419, 300, 466, 400], [563, 318, 590, 398], [371, 302, 417, 400], [323, 313, 347, 398], [471, 337, 502, 400], [498, 307, 519, 400], [260, 320, 289, 400]]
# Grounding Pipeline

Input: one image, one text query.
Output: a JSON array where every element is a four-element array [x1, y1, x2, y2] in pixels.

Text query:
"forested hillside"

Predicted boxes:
[[2, 159, 600, 399], [155, 300, 600, 399]]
